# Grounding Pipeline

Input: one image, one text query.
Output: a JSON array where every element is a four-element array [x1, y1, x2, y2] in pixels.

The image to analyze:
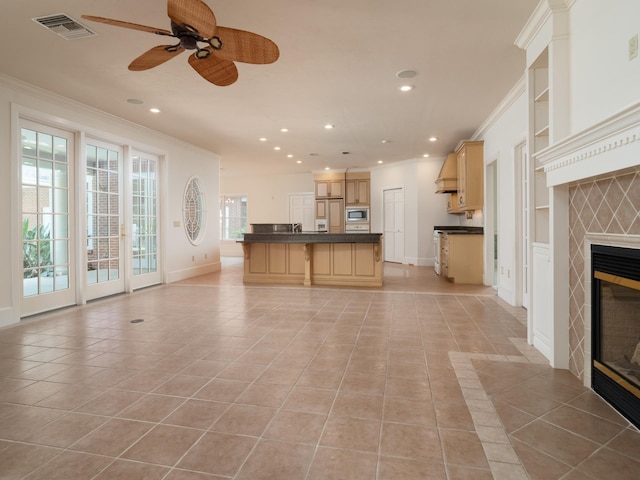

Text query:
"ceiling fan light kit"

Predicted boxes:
[[82, 0, 279, 86]]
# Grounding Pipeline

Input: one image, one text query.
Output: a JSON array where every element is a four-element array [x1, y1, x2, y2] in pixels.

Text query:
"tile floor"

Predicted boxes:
[[0, 260, 638, 479]]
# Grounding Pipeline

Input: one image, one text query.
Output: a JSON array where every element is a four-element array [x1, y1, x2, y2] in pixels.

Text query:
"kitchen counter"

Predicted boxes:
[[434, 226, 483, 234], [239, 233, 383, 287], [241, 232, 382, 244]]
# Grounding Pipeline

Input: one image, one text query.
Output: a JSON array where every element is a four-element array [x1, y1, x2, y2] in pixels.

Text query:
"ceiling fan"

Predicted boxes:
[[82, 0, 279, 86]]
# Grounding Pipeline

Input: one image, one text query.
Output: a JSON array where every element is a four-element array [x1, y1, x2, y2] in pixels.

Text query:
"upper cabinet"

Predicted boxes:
[[456, 140, 484, 211], [345, 172, 370, 205], [315, 178, 344, 198]]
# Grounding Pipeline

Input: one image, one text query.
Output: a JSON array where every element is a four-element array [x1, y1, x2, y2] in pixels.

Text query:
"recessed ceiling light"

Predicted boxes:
[[287, 154, 293, 158], [378, 160, 384, 164], [259, 137, 267, 142], [429, 137, 438, 142], [296, 160, 302, 164], [399, 85, 414, 92], [423, 154, 430, 158], [325, 167, 330, 170], [126, 98, 144, 104], [280, 128, 289, 133], [381, 139, 390, 144], [324, 124, 335, 130], [274, 146, 281, 151], [396, 69, 418, 79], [149, 108, 160, 113]]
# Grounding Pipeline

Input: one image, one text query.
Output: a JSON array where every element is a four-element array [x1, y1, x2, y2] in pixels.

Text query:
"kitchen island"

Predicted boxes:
[[239, 232, 383, 287]]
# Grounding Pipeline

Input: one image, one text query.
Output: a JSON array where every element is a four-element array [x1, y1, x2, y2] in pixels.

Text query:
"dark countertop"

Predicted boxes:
[[240, 232, 383, 244], [434, 226, 484, 234]]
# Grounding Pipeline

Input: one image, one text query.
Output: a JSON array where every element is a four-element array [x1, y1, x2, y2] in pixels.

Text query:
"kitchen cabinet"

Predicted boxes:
[[441, 233, 483, 284], [455, 140, 484, 211], [345, 177, 370, 206], [315, 180, 344, 198], [328, 199, 344, 233], [446, 193, 464, 214], [315, 200, 327, 219]]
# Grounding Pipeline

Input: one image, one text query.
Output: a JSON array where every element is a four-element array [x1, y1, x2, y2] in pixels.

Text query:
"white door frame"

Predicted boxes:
[[17, 119, 77, 317], [130, 150, 163, 290], [485, 159, 499, 287], [515, 140, 530, 309], [83, 138, 126, 301]]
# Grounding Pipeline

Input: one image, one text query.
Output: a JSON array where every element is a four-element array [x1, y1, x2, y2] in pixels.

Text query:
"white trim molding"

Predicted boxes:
[[538, 101, 640, 187]]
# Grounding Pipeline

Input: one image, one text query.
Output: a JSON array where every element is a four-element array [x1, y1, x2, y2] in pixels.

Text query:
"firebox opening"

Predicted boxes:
[[591, 244, 640, 429]]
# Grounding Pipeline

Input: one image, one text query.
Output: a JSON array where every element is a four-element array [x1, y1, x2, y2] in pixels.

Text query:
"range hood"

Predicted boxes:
[[435, 153, 458, 193]]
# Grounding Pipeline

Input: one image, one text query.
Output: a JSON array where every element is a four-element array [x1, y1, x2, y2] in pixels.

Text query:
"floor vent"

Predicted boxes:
[[33, 14, 95, 40]]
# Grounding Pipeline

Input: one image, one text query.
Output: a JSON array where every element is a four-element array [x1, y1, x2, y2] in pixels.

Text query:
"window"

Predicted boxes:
[[184, 176, 205, 245], [220, 194, 247, 240]]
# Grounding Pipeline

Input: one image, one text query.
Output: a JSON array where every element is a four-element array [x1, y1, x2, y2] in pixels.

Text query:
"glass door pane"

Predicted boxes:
[[131, 153, 161, 288], [85, 140, 124, 299], [21, 122, 75, 316], [87, 145, 121, 285]]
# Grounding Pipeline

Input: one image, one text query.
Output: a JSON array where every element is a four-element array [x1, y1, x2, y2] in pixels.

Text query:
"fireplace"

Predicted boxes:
[[591, 244, 640, 428]]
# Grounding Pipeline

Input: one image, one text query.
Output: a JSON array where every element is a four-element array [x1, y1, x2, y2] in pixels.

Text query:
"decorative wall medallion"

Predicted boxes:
[[183, 176, 205, 245]]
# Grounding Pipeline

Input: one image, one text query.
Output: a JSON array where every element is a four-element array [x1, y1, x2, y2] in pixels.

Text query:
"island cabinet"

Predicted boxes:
[[345, 172, 370, 206], [456, 140, 484, 211], [240, 233, 383, 287]]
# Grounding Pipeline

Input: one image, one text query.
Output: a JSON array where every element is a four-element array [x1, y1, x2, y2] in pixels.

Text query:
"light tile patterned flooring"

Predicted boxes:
[[0, 259, 638, 479]]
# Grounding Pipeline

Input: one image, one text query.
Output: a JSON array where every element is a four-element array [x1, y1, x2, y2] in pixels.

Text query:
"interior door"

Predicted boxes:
[[289, 193, 314, 231], [84, 140, 125, 300], [130, 152, 162, 289], [383, 188, 404, 263], [20, 120, 76, 316]]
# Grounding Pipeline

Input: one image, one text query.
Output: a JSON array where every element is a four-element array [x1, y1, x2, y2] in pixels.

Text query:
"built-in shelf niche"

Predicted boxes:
[[531, 48, 550, 244]]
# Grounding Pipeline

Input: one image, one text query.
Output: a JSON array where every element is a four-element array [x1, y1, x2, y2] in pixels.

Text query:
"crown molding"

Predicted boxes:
[[538, 101, 640, 186], [515, 0, 572, 50]]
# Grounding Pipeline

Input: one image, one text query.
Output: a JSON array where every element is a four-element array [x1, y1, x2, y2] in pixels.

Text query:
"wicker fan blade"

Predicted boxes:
[[213, 27, 279, 65], [129, 45, 185, 71], [168, 0, 216, 38], [188, 52, 238, 86], [81, 15, 172, 36]]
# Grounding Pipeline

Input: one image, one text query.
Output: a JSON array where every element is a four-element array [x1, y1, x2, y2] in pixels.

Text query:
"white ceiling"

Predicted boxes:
[[0, 0, 539, 176]]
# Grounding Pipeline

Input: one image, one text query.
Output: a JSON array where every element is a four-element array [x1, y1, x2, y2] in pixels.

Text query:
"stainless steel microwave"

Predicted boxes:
[[345, 207, 369, 222]]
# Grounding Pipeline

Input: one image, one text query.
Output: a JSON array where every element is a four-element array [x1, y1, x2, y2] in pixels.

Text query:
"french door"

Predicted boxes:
[[130, 152, 161, 289], [21, 121, 76, 316], [19, 119, 162, 317], [84, 139, 125, 300]]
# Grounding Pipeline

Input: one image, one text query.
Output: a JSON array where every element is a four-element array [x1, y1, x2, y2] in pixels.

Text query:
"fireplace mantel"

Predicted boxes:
[[536, 101, 640, 187]]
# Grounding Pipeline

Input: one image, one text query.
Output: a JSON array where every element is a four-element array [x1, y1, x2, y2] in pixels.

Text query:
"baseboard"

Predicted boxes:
[[166, 262, 221, 283]]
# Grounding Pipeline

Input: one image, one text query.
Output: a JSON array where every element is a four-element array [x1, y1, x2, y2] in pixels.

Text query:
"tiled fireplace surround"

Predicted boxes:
[[543, 102, 640, 389], [568, 168, 640, 382]]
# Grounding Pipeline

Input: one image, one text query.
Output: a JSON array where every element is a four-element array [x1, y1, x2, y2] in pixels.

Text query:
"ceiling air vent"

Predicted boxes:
[[33, 14, 95, 40]]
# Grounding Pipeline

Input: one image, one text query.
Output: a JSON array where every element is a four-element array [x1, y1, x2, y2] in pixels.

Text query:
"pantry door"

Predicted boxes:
[[383, 188, 405, 263], [84, 139, 125, 300], [21, 121, 76, 316]]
